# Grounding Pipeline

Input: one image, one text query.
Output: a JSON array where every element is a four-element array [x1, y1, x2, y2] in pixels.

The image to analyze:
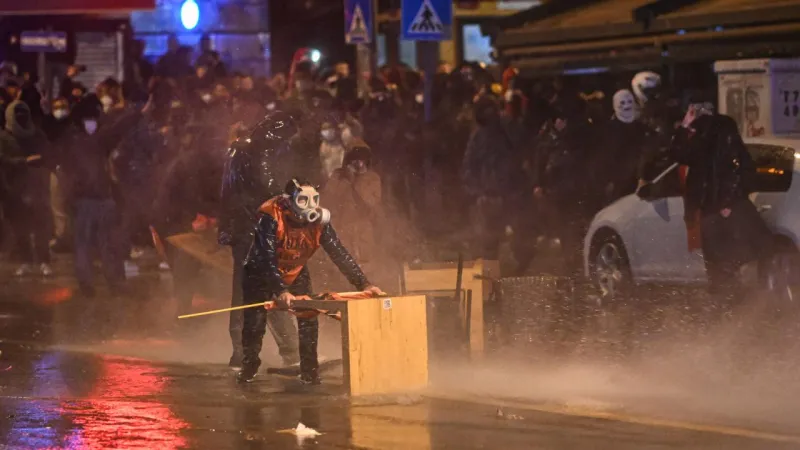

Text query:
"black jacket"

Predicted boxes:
[[218, 113, 299, 246], [671, 114, 755, 215], [243, 214, 370, 300]]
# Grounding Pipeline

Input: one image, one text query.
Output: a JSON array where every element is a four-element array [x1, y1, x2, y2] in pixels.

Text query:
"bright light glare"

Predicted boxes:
[[181, 0, 200, 30], [310, 49, 321, 63]]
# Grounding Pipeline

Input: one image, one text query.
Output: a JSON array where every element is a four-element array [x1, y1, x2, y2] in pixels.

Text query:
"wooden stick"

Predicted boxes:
[[178, 302, 266, 319], [177, 291, 387, 319]]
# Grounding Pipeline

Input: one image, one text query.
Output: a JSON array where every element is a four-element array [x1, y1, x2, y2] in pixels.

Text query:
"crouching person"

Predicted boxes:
[[240, 178, 382, 384]]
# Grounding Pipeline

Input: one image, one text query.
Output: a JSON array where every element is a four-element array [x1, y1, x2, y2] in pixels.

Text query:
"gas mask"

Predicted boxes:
[[288, 183, 330, 224], [612, 89, 638, 124]]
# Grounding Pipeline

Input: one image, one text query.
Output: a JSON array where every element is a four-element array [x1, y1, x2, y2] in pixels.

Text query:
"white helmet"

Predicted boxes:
[[631, 71, 662, 105]]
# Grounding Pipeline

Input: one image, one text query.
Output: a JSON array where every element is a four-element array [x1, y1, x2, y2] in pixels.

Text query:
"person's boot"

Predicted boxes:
[[298, 371, 321, 385], [229, 350, 244, 371], [237, 365, 258, 383]]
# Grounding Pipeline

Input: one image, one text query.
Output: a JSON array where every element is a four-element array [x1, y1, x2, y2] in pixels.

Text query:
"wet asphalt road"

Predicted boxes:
[[1, 259, 800, 449]]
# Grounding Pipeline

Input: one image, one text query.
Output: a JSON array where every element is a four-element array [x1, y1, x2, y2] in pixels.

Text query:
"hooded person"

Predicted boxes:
[[240, 177, 383, 384], [320, 141, 382, 267], [218, 111, 304, 370], [462, 95, 527, 260], [668, 112, 772, 303], [0, 101, 52, 276]]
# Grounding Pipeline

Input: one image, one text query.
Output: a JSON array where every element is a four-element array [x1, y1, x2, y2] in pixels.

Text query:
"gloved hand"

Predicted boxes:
[[217, 230, 234, 246], [363, 285, 385, 297]]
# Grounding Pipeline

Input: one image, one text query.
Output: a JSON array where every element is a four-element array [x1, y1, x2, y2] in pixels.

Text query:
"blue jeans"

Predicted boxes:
[[73, 198, 124, 294]]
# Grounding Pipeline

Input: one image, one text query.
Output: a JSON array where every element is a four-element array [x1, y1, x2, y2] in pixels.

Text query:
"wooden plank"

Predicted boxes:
[[401, 259, 499, 359], [166, 232, 233, 275], [344, 296, 428, 396]]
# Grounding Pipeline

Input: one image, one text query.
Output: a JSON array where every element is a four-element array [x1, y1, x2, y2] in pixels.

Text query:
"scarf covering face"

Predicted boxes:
[[5, 100, 35, 139]]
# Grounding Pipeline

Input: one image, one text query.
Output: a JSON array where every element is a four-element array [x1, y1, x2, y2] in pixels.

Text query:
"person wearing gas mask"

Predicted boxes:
[[219, 111, 305, 370], [0, 101, 52, 277], [599, 89, 648, 204], [240, 177, 382, 384]]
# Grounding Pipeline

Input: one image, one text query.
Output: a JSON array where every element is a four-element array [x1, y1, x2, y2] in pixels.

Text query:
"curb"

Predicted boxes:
[[424, 391, 800, 444]]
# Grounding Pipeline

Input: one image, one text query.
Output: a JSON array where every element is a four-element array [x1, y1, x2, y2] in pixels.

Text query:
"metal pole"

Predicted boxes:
[[419, 40, 437, 123]]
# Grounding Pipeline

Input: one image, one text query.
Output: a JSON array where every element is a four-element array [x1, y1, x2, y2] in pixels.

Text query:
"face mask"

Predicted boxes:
[[201, 93, 212, 103], [415, 93, 424, 104], [321, 129, 336, 141], [289, 184, 329, 223], [348, 160, 367, 175], [341, 126, 353, 143], [100, 95, 113, 107], [612, 89, 638, 124], [83, 119, 98, 135], [53, 109, 68, 120]]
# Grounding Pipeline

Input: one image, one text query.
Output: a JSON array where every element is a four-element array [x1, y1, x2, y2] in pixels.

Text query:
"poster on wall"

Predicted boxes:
[[718, 73, 767, 138], [772, 72, 800, 136]]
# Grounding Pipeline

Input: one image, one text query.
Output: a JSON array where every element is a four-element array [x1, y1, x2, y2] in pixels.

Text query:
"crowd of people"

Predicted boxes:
[[0, 33, 773, 370]]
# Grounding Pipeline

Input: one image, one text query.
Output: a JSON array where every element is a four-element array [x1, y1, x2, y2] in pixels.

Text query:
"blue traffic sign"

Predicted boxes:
[[344, 0, 373, 45], [401, 0, 453, 41], [20, 31, 67, 53]]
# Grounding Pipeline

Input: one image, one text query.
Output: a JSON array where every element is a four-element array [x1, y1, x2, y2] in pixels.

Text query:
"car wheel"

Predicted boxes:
[[590, 232, 632, 299]]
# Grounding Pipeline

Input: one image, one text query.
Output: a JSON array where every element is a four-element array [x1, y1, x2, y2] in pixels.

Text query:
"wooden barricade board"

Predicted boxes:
[[401, 259, 499, 358], [302, 295, 428, 396], [166, 232, 233, 276]]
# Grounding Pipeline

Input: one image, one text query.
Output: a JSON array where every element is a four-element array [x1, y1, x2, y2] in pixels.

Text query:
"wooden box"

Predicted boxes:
[[302, 295, 428, 396], [401, 259, 499, 358]]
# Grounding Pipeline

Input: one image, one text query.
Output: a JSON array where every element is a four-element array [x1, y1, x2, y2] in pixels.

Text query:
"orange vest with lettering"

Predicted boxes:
[[258, 197, 324, 286]]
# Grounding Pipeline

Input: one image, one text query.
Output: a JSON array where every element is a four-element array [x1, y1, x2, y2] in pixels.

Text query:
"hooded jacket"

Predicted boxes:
[[218, 111, 300, 246], [0, 101, 49, 202], [671, 114, 756, 215]]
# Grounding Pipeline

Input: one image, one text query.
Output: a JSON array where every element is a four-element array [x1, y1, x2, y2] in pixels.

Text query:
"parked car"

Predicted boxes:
[[583, 137, 799, 297]]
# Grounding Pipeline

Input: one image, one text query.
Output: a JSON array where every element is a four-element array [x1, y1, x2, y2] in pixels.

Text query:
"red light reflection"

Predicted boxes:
[[39, 287, 73, 305], [60, 355, 188, 449]]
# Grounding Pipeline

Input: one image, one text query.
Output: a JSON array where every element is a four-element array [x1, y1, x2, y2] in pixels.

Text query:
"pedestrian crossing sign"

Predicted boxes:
[[345, 0, 373, 45], [401, 0, 452, 41]]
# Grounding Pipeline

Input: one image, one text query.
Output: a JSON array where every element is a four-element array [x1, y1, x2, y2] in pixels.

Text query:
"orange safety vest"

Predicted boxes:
[[258, 197, 324, 287]]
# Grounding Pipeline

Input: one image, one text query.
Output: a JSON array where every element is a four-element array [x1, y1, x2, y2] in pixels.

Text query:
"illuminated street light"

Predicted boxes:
[[181, 0, 200, 30]]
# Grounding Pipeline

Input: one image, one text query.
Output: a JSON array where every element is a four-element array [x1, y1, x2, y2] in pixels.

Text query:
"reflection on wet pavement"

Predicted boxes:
[[2, 271, 800, 449]]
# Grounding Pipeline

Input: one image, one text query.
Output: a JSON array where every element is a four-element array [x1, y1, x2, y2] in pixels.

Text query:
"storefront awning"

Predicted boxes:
[[0, 0, 154, 14], [494, 0, 800, 75]]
